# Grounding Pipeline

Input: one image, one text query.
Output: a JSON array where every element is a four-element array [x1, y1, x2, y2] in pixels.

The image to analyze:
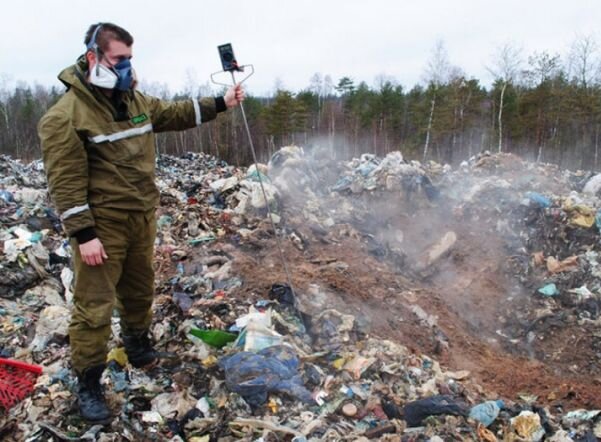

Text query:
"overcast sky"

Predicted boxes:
[[1, 0, 600, 96]]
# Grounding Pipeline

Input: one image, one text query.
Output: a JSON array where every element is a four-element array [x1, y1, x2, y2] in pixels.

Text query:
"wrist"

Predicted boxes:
[[73, 226, 97, 244], [215, 96, 227, 113]]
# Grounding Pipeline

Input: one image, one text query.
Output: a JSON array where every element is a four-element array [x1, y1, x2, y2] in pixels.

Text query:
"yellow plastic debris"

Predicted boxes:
[[564, 202, 595, 228], [268, 397, 278, 413], [106, 347, 128, 366], [202, 355, 218, 368], [332, 357, 347, 370], [570, 212, 595, 228]]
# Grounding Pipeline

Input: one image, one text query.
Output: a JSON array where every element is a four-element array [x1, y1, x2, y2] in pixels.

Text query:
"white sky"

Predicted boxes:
[[1, 0, 600, 96]]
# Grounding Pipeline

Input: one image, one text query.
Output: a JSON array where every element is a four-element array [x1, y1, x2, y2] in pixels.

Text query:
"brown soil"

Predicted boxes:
[[224, 188, 601, 410]]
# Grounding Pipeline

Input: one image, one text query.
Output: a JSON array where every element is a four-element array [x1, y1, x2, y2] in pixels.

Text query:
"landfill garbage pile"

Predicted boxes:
[[2, 148, 601, 441], [429, 153, 601, 378]]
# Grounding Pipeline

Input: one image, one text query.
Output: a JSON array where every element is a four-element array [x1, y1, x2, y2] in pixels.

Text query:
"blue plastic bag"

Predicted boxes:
[[219, 345, 314, 407], [0, 190, 14, 203], [526, 192, 551, 208], [469, 400, 504, 427]]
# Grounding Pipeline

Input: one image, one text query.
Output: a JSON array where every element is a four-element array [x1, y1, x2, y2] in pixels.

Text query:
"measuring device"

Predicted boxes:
[[211, 43, 254, 84], [211, 43, 297, 304]]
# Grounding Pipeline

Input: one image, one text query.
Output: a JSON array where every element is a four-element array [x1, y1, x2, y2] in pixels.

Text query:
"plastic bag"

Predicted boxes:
[[403, 395, 468, 427], [219, 345, 314, 407]]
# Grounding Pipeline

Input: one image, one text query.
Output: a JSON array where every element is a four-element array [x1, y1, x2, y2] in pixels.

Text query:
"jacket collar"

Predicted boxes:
[[58, 55, 133, 120], [58, 55, 134, 100]]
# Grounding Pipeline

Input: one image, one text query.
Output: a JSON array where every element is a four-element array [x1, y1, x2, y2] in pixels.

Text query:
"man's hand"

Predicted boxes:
[[79, 238, 108, 266], [224, 83, 245, 108]]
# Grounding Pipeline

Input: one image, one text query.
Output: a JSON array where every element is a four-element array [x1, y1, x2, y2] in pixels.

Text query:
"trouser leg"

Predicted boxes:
[[117, 210, 156, 334], [69, 211, 128, 373]]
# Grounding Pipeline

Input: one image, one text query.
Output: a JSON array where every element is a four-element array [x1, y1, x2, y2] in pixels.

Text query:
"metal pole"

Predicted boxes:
[[230, 72, 298, 301]]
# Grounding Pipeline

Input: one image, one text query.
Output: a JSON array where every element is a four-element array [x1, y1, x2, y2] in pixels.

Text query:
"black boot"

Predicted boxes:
[[76, 364, 111, 422], [122, 330, 158, 368]]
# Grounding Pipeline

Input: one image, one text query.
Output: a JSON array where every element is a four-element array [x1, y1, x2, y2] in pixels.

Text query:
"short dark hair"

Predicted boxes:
[[84, 22, 134, 52]]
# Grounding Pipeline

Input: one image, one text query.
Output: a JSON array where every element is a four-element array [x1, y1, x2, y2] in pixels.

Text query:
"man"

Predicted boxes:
[[38, 22, 244, 422]]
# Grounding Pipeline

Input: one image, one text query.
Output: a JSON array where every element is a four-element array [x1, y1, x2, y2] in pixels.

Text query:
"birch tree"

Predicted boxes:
[[567, 35, 599, 89], [422, 40, 451, 160], [567, 35, 601, 167], [488, 43, 522, 153], [522, 51, 561, 162], [309, 73, 324, 130]]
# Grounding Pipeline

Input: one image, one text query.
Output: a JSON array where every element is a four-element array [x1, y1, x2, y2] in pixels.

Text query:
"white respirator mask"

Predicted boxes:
[[89, 62, 119, 89]]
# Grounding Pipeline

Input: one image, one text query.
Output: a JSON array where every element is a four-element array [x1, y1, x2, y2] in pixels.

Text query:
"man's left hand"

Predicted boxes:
[[224, 83, 245, 108]]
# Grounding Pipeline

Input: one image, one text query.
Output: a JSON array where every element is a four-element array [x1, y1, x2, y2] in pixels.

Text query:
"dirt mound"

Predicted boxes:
[[255, 148, 601, 408]]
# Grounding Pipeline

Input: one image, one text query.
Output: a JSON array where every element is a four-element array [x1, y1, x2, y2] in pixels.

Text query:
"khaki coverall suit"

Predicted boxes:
[[38, 57, 220, 372]]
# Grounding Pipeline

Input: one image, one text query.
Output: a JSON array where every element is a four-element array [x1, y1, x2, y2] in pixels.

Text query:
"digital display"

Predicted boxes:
[[218, 43, 239, 72]]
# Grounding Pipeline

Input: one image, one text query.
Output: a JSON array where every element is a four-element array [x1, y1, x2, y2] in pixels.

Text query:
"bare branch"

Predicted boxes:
[[487, 42, 523, 83]]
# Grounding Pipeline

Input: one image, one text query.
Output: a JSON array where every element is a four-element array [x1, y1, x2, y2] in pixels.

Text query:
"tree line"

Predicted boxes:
[[1, 37, 601, 170]]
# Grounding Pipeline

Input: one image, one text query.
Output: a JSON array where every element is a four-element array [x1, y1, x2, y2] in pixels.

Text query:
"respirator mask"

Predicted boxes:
[[86, 24, 134, 91], [89, 58, 133, 91]]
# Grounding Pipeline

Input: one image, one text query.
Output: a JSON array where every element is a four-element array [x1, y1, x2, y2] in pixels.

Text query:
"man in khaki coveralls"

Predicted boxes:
[[38, 22, 244, 422]]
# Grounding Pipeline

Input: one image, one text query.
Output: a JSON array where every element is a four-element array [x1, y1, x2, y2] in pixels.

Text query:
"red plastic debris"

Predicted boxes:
[[0, 358, 43, 410]]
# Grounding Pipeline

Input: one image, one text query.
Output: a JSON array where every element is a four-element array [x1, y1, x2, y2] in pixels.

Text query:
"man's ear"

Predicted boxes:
[[85, 50, 96, 67]]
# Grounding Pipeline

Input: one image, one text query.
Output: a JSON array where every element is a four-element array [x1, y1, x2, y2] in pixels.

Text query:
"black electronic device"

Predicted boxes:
[[217, 43, 242, 72]]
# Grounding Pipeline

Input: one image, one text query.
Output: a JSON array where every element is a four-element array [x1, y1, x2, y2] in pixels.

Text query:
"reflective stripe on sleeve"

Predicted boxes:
[[88, 123, 153, 144], [192, 99, 202, 126], [61, 203, 90, 220]]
